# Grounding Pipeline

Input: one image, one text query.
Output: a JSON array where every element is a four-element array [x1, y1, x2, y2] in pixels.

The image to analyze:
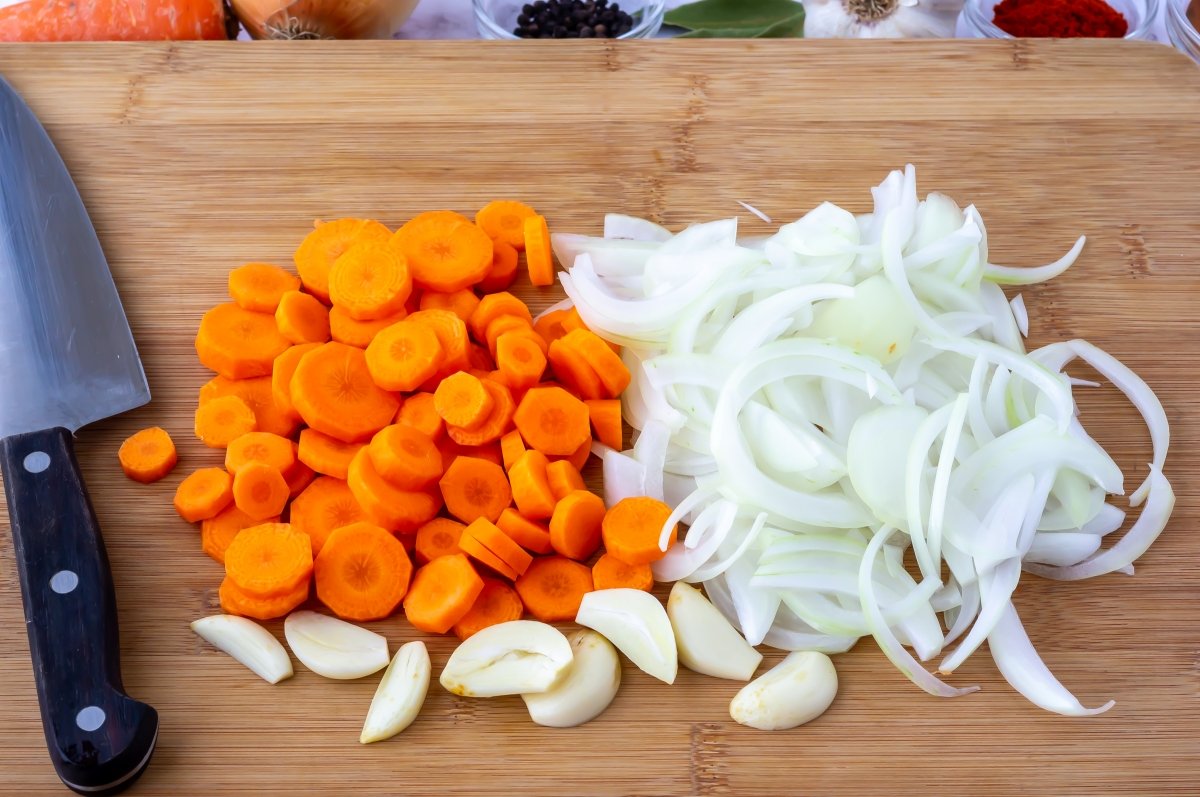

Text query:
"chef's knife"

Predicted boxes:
[[0, 76, 158, 793]]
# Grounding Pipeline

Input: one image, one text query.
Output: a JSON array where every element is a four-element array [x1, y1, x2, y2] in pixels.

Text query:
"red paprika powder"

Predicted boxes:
[[993, 0, 1129, 37]]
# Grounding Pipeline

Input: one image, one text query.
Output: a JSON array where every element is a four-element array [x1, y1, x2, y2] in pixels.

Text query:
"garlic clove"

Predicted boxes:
[[575, 588, 677, 684], [667, 582, 763, 681], [361, 641, 430, 744], [283, 610, 389, 680], [440, 620, 573, 697], [521, 630, 621, 728], [729, 651, 838, 730], [191, 614, 293, 684]]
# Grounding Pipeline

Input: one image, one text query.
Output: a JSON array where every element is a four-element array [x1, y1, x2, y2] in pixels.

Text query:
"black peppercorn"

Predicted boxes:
[[510, 0, 636, 38]]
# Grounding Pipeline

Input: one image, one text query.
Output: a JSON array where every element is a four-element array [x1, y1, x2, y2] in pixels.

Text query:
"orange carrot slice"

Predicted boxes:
[[118, 427, 177, 483], [403, 553, 485, 634], [453, 578, 524, 640], [315, 522, 412, 621], [601, 496, 676, 565], [228, 262, 301, 313], [515, 556, 592, 622], [290, 476, 369, 554], [439, 455, 512, 524], [174, 467, 233, 523], [291, 342, 400, 443]]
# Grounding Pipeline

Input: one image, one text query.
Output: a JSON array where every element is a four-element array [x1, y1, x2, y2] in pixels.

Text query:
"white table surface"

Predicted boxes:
[[396, 0, 1179, 43]]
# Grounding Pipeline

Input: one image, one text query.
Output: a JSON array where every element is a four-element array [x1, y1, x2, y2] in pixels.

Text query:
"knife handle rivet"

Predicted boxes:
[[75, 706, 106, 732], [22, 451, 50, 474], [49, 570, 79, 595]]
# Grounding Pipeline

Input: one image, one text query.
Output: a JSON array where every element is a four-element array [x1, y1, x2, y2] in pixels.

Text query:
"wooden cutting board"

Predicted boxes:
[[0, 40, 1196, 797]]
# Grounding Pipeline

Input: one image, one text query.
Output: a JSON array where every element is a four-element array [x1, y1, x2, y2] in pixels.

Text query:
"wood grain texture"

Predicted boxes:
[[0, 40, 1197, 796]]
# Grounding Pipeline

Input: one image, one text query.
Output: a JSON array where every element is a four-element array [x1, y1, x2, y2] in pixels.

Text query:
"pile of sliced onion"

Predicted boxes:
[[554, 167, 1175, 716]]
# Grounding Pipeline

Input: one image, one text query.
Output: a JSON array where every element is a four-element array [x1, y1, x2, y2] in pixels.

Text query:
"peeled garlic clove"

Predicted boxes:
[[729, 651, 838, 730], [667, 582, 762, 681], [575, 588, 677, 684], [522, 630, 621, 728], [440, 620, 573, 697], [361, 641, 430, 744], [284, 610, 389, 680], [191, 614, 293, 684]]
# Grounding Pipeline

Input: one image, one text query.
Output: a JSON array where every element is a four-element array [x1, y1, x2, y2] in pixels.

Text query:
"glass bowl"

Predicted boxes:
[[1166, 0, 1200, 62], [474, 0, 666, 39], [961, 0, 1159, 40]]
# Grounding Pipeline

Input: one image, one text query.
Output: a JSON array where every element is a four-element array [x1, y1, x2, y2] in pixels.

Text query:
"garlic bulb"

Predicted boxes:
[[801, 0, 964, 38]]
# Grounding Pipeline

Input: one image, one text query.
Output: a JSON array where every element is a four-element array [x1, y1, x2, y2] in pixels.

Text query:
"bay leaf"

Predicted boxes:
[[665, 0, 805, 33]]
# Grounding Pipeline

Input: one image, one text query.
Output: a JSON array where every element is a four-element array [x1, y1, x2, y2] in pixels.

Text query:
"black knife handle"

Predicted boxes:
[[1, 428, 157, 795]]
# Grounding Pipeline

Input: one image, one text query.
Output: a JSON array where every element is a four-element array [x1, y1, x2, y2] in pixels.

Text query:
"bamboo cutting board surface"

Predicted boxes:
[[0, 40, 1197, 797]]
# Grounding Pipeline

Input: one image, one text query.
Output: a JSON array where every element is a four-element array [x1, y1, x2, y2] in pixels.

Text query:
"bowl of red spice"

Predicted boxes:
[[962, 0, 1157, 39]]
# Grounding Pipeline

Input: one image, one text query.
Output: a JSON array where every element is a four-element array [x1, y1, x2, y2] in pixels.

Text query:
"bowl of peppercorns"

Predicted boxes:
[[474, 0, 665, 39]]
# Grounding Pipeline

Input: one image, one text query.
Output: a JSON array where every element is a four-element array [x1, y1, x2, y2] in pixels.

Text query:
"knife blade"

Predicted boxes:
[[0, 75, 158, 795]]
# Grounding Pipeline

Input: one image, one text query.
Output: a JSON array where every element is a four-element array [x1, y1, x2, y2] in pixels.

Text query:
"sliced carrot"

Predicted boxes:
[[224, 522, 313, 598], [392, 212, 494, 293], [328, 241, 412, 321], [232, 462, 290, 521], [445, 379, 515, 447], [438, 438, 504, 470], [368, 424, 443, 489], [546, 459, 586, 501], [515, 556, 593, 622], [365, 319, 444, 392], [414, 517, 467, 564], [524, 214, 555, 287], [407, 309, 471, 378], [419, 289, 480, 324], [219, 575, 309, 621], [468, 291, 533, 341], [329, 305, 407, 348], [478, 240, 520, 293], [560, 308, 621, 353], [495, 331, 547, 392], [435, 371, 494, 430], [546, 338, 605, 401], [463, 517, 533, 576], [314, 522, 412, 621], [202, 505, 277, 564], [271, 343, 322, 422], [275, 290, 331, 345], [496, 508, 553, 555], [602, 496, 676, 565], [467, 342, 496, 372], [512, 385, 591, 457], [560, 328, 630, 398], [549, 489, 606, 561], [291, 342, 400, 443], [403, 553, 485, 634], [507, 450, 557, 521], [225, 432, 297, 477], [533, 308, 572, 348], [592, 553, 653, 592], [285, 461, 316, 498], [118, 427, 177, 483], [484, 315, 535, 358], [475, 200, 537, 250], [500, 429, 526, 471], [294, 218, 392, 303], [453, 578, 524, 640], [289, 476, 368, 554], [585, 399, 623, 451], [458, 532, 519, 580], [347, 448, 442, 533], [554, 434, 593, 472], [397, 392, 444, 441], [297, 428, 363, 481], [228, 262, 301, 313], [196, 302, 291, 380], [199, 375, 298, 438], [439, 455, 512, 524], [173, 467, 233, 523]]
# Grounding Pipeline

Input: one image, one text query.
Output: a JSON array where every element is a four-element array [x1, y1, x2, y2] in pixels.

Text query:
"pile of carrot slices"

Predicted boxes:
[[125, 201, 670, 639]]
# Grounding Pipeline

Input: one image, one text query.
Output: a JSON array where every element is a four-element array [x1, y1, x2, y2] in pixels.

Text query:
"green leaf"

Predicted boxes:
[[665, 0, 805, 33], [675, 10, 805, 38]]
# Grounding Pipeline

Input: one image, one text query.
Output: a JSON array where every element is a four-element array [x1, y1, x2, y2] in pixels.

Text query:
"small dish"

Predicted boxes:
[[961, 0, 1159, 40], [474, 0, 666, 40], [1166, 0, 1200, 62]]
